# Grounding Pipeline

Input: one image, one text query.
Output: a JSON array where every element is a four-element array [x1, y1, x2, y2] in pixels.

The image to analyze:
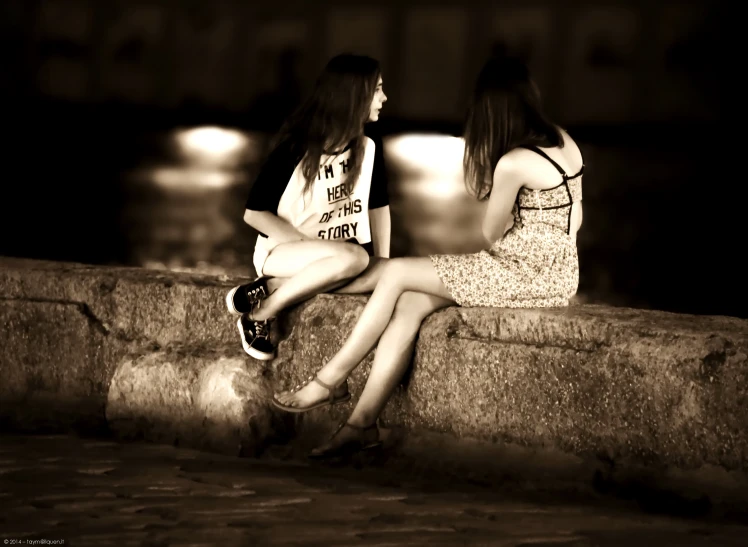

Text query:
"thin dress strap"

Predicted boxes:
[[520, 145, 568, 177]]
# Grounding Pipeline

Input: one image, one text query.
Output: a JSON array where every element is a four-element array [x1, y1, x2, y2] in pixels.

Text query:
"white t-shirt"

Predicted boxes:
[[245, 135, 389, 274]]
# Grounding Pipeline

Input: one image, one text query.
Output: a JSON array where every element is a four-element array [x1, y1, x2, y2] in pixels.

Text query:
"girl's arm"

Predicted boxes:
[[364, 132, 391, 258], [482, 156, 524, 246], [244, 140, 310, 242], [369, 206, 391, 258], [243, 209, 312, 243]]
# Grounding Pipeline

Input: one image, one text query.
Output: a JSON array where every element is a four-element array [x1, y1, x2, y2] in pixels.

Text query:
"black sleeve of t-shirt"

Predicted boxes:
[[244, 139, 302, 214], [365, 128, 390, 210]]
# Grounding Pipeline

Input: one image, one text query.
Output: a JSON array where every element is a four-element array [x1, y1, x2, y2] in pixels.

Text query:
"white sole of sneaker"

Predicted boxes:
[[225, 286, 243, 316], [236, 318, 275, 361]]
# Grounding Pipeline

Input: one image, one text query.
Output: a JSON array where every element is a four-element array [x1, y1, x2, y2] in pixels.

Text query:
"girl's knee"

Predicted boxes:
[[382, 257, 406, 279], [377, 259, 411, 292], [334, 243, 370, 278]]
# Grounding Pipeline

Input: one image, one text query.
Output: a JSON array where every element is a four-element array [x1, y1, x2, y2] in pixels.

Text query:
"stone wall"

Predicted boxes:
[[1, 257, 747, 509]]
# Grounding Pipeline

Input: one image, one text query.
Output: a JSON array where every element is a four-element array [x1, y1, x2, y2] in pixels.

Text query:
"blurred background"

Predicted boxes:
[[0, 0, 736, 317]]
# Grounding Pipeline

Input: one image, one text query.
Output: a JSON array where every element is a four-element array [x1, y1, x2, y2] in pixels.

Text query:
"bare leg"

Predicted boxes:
[[348, 292, 452, 425], [264, 256, 387, 296], [251, 240, 369, 321], [310, 292, 452, 453], [334, 256, 389, 294], [274, 257, 454, 408], [265, 277, 286, 294]]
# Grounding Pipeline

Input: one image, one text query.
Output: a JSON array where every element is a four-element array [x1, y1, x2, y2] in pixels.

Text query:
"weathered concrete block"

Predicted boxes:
[[2, 257, 748, 507], [0, 257, 243, 349], [106, 350, 276, 456], [271, 296, 748, 473], [0, 299, 116, 431]]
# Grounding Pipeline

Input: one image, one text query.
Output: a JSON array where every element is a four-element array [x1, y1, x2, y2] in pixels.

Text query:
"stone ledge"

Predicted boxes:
[[1, 257, 747, 511]]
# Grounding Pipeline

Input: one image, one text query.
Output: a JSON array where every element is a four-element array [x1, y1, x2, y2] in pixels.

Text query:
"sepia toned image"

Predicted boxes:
[[0, 1, 742, 545]]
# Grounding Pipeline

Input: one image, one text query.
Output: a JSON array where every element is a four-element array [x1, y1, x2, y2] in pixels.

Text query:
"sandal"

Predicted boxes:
[[271, 374, 351, 413], [308, 421, 382, 460]]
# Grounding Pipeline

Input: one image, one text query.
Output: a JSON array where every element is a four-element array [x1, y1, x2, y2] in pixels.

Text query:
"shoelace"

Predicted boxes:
[[246, 285, 267, 302], [253, 320, 269, 339]]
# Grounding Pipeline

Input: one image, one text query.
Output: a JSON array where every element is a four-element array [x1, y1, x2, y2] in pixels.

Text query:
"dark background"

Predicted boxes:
[[0, 0, 737, 317]]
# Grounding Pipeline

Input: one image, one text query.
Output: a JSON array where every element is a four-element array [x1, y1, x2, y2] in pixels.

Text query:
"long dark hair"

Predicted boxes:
[[273, 54, 380, 197], [463, 56, 562, 200]]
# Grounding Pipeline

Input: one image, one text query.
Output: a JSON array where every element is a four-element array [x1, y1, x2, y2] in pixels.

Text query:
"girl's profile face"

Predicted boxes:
[[368, 77, 387, 122]]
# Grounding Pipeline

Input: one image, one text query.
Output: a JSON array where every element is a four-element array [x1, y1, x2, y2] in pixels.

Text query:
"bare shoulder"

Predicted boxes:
[[494, 147, 545, 185], [496, 147, 538, 172]]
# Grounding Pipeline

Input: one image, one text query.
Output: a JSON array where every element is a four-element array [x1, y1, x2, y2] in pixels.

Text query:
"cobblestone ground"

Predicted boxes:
[[0, 434, 745, 547]]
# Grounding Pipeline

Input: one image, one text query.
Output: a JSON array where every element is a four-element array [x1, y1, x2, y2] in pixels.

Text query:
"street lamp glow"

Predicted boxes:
[[175, 126, 249, 166], [384, 133, 466, 198]]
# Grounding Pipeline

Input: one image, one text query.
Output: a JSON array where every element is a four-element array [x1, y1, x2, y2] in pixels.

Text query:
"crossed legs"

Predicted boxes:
[[249, 240, 383, 322], [274, 258, 455, 433]]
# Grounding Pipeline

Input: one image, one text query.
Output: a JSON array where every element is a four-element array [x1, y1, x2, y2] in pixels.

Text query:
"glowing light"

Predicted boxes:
[[148, 167, 237, 190], [177, 126, 246, 156], [174, 126, 254, 167], [385, 133, 465, 177], [384, 133, 466, 198]]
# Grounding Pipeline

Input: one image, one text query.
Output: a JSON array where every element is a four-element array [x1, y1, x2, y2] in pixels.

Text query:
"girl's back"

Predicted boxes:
[[507, 129, 584, 241]]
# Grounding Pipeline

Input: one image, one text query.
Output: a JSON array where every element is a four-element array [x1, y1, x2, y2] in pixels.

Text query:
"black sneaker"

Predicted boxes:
[[237, 314, 275, 361], [226, 276, 269, 316]]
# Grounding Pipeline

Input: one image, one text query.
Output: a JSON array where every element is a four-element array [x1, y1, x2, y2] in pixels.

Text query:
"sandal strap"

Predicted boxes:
[[312, 375, 335, 391], [329, 420, 374, 438], [313, 375, 348, 403], [326, 421, 379, 443], [292, 374, 315, 393], [290, 374, 348, 401]]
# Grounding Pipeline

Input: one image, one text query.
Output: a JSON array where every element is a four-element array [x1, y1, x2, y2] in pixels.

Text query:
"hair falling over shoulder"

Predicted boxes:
[[463, 55, 562, 200], [272, 54, 381, 197]]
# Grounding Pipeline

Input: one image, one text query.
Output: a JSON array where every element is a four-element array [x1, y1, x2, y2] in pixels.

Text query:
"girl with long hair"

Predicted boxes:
[[225, 54, 390, 361], [272, 55, 585, 459]]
